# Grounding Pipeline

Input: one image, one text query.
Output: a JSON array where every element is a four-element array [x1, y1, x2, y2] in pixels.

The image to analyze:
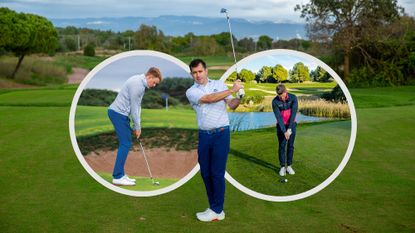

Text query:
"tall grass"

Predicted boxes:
[[0, 56, 67, 85], [232, 96, 350, 119], [299, 99, 350, 118]]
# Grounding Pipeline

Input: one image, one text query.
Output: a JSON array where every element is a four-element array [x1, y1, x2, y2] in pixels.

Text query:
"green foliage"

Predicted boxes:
[[349, 64, 407, 88], [257, 35, 273, 50], [227, 71, 237, 82], [257, 66, 272, 83], [320, 85, 346, 103], [193, 36, 219, 56], [77, 78, 193, 108], [78, 89, 117, 106], [0, 8, 58, 56], [134, 24, 169, 52], [290, 62, 310, 82], [311, 66, 333, 82], [83, 43, 95, 57], [153, 77, 194, 104], [271, 64, 288, 82], [239, 69, 255, 82]]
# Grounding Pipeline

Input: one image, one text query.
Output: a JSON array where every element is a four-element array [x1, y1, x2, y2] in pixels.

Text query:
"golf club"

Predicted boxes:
[[220, 8, 238, 76], [280, 136, 289, 183], [221, 8, 245, 100], [137, 138, 160, 186]]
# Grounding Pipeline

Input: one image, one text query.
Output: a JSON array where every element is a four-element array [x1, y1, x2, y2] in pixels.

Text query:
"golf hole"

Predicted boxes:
[[69, 50, 200, 197], [222, 49, 357, 202]]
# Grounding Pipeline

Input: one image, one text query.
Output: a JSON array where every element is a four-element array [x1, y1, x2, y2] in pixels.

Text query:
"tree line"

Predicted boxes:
[[1, 2, 414, 87], [227, 63, 332, 83], [56, 24, 311, 56]]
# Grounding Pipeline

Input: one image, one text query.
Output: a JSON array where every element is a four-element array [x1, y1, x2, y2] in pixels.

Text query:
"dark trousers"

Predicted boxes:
[[276, 123, 296, 167], [198, 126, 230, 214]]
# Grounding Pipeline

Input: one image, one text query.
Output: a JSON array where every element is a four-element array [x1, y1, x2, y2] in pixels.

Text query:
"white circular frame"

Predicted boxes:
[[221, 49, 357, 202], [69, 50, 199, 197]]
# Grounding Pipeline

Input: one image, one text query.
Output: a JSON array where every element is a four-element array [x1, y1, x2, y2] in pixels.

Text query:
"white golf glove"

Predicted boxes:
[[287, 128, 292, 136], [236, 88, 245, 99]]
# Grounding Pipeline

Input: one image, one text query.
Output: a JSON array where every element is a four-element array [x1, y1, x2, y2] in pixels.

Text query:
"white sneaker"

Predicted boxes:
[[286, 166, 295, 175], [279, 167, 286, 176], [196, 208, 210, 218], [124, 175, 136, 182], [196, 209, 225, 222], [112, 176, 135, 186]]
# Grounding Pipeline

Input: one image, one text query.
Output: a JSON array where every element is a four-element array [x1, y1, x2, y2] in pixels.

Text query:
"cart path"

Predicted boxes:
[[67, 67, 89, 84]]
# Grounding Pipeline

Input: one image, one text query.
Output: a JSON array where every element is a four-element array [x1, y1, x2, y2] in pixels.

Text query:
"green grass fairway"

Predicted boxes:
[[351, 85, 415, 108], [0, 85, 414, 232], [98, 172, 178, 191], [228, 120, 350, 196], [228, 81, 337, 97], [0, 89, 73, 106], [75, 106, 197, 137]]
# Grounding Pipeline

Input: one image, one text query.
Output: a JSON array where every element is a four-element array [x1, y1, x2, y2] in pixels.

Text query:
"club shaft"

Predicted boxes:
[[138, 141, 154, 179], [225, 12, 238, 74]]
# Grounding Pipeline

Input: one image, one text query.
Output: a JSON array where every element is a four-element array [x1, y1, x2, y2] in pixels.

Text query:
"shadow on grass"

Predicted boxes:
[[229, 148, 279, 176]]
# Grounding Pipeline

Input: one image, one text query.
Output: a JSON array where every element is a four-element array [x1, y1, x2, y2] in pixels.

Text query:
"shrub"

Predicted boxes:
[[83, 44, 95, 57]]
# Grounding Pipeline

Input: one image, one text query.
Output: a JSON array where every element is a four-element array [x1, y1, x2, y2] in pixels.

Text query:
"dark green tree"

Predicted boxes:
[[0, 8, 58, 78], [295, 0, 403, 83], [257, 35, 273, 51], [257, 66, 272, 83], [272, 64, 288, 82], [239, 69, 255, 82], [290, 62, 310, 82]]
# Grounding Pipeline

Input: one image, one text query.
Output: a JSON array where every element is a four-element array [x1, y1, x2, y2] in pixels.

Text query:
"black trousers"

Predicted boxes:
[[276, 123, 296, 167]]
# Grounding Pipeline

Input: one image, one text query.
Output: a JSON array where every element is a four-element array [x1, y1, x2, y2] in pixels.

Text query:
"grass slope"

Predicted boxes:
[[0, 85, 414, 232]]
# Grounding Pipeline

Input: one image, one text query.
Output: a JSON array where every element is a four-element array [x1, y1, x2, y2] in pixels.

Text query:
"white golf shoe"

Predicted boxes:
[[286, 166, 295, 175], [279, 167, 286, 176], [196, 209, 225, 222], [196, 208, 210, 218], [112, 176, 135, 186], [124, 174, 136, 182]]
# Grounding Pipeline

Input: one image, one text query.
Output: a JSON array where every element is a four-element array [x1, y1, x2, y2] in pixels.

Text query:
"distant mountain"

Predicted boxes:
[[51, 15, 306, 40]]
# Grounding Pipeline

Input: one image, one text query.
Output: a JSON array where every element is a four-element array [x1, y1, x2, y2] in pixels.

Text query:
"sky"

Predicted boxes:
[[85, 55, 191, 92], [2, 0, 413, 23]]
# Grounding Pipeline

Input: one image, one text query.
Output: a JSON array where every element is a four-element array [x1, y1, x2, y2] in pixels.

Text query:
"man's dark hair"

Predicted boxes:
[[189, 59, 207, 70], [276, 84, 287, 95]]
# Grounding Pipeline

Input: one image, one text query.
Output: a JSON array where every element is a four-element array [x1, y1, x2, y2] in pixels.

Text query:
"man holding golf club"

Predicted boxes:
[[107, 67, 162, 186], [186, 59, 243, 222], [272, 84, 298, 178]]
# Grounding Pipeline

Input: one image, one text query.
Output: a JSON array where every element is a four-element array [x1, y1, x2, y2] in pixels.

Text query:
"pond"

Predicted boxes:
[[228, 112, 328, 131]]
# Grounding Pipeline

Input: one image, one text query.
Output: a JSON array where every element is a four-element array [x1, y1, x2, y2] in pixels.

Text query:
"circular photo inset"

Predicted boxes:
[[222, 49, 357, 202], [69, 50, 199, 197]]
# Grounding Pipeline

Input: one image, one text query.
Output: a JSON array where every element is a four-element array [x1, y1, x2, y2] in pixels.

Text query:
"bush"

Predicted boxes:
[[349, 62, 408, 88], [78, 89, 118, 106], [321, 85, 346, 103], [83, 44, 95, 57]]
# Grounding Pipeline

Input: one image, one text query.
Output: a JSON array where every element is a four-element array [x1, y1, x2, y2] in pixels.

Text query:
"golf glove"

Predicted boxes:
[[287, 128, 292, 136], [236, 88, 245, 99]]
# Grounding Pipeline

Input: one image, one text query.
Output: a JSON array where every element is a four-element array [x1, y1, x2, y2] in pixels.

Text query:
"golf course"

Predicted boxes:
[[0, 84, 414, 232]]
